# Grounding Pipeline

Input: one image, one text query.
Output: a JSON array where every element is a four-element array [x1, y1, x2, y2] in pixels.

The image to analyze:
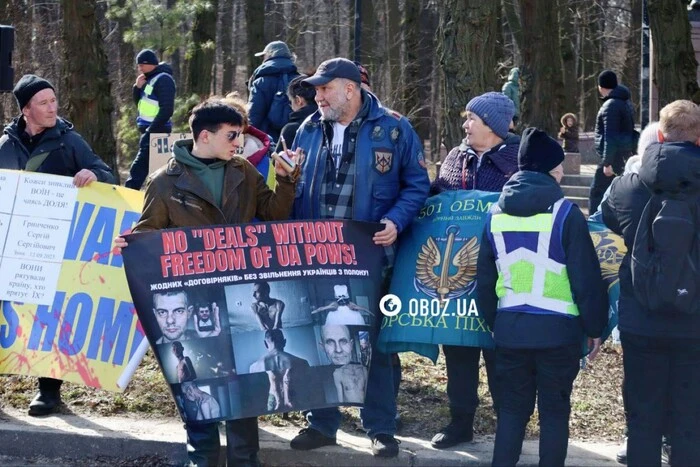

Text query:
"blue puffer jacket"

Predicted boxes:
[[291, 90, 430, 232], [594, 84, 635, 170], [248, 57, 299, 141]]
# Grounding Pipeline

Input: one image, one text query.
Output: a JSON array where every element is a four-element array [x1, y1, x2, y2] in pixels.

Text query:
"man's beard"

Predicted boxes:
[[320, 106, 342, 122]]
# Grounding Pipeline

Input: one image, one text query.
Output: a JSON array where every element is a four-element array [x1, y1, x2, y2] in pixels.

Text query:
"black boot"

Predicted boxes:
[[430, 413, 474, 449], [28, 378, 62, 416]]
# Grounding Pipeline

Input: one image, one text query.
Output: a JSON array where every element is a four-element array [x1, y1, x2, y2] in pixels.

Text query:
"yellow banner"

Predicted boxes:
[[0, 175, 144, 392]]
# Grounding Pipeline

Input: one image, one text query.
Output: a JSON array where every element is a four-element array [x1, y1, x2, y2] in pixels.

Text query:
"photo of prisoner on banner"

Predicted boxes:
[[121, 220, 384, 424]]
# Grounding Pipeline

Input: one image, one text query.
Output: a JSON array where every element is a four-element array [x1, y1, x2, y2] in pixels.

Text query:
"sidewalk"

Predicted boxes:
[[0, 407, 622, 466]]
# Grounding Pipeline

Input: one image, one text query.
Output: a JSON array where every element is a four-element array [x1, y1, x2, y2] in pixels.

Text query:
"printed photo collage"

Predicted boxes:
[[146, 277, 376, 423]]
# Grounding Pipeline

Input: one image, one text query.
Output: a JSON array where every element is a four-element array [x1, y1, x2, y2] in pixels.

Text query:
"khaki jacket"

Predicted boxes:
[[134, 156, 295, 233]]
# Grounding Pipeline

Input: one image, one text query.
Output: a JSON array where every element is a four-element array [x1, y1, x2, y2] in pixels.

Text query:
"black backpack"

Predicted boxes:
[[631, 192, 700, 314], [267, 73, 292, 131]]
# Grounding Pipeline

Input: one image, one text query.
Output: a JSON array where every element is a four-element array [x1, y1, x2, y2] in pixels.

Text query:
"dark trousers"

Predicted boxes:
[[125, 128, 151, 190], [186, 417, 260, 466], [622, 332, 700, 467], [492, 344, 580, 467], [443, 345, 499, 419], [588, 163, 615, 213]]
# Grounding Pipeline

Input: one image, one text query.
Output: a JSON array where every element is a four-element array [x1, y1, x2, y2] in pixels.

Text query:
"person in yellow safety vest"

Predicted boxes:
[[125, 48, 176, 190], [477, 127, 608, 467]]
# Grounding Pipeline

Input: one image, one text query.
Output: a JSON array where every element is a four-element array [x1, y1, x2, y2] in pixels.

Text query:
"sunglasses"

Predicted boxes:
[[225, 130, 241, 142]]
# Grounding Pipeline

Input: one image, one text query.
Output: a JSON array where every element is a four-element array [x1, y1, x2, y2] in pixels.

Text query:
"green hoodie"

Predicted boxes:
[[173, 140, 228, 208]]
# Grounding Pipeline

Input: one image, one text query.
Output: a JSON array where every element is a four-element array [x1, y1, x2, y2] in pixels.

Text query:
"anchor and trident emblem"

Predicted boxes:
[[415, 225, 479, 301]]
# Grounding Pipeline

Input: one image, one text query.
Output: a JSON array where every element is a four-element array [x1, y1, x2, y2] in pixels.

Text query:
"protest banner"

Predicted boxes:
[[0, 170, 146, 391], [121, 220, 384, 424], [377, 191, 622, 361]]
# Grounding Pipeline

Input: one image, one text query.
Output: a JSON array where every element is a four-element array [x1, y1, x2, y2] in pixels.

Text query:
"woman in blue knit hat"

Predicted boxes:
[[429, 91, 520, 449]]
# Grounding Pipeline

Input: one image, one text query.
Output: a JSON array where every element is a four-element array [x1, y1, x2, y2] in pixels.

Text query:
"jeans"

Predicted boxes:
[[125, 128, 151, 190], [622, 331, 700, 467], [492, 344, 580, 467], [186, 417, 260, 466], [306, 350, 396, 439], [443, 345, 499, 419]]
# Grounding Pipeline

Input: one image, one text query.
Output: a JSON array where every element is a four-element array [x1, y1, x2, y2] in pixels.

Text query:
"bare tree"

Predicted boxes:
[[188, 0, 217, 97], [648, 0, 700, 111], [437, 0, 500, 151], [61, 0, 118, 176]]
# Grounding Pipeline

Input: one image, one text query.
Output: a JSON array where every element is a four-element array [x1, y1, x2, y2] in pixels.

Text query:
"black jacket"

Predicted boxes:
[[0, 116, 115, 183], [132, 62, 176, 133], [247, 57, 299, 141], [602, 141, 700, 338], [477, 171, 608, 349], [594, 85, 635, 170], [275, 103, 318, 153]]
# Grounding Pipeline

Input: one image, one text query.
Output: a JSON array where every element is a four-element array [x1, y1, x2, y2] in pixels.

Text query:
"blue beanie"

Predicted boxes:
[[136, 49, 158, 65], [465, 92, 514, 139]]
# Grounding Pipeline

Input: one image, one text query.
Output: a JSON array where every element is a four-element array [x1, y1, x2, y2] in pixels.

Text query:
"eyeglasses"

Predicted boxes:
[[225, 131, 240, 142]]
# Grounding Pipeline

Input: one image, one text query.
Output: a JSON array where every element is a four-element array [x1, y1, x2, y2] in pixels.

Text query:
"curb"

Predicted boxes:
[[0, 408, 621, 466]]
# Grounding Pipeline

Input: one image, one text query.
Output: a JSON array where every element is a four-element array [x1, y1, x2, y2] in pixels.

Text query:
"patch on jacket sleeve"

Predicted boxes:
[[416, 149, 427, 169], [374, 148, 393, 174], [390, 127, 400, 144], [371, 125, 386, 141]]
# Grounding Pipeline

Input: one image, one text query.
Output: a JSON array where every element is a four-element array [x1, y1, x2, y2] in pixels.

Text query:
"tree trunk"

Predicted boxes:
[[623, 0, 642, 116], [437, 0, 500, 151], [559, 0, 578, 117], [61, 0, 118, 178], [503, 0, 522, 58], [188, 0, 217, 97], [386, 0, 401, 110], [221, 0, 234, 94], [578, 0, 603, 131], [245, 0, 265, 80], [404, 0, 435, 142], [648, 0, 700, 111], [518, 0, 566, 134]]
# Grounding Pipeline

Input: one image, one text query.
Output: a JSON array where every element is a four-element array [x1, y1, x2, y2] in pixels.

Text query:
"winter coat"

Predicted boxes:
[[0, 116, 115, 183], [601, 141, 700, 338], [431, 133, 520, 194], [132, 62, 176, 133], [248, 57, 299, 141], [502, 68, 520, 118], [594, 85, 635, 171], [477, 170, 608, 349], [558, 113, 579, 153], [133, 139, 295, 233], [291, 90, 430, 233]]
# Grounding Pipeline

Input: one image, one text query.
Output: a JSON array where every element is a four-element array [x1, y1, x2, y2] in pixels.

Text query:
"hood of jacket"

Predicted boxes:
[[604, 84, 631, 102], [240, 125, 271, 167], [288, 103, 318, 125], [146, 62, 174, 78], [252, 57, 298, 79], [507, 67, 519, 84], [498, 170, 565, 217], [639, 141, 700, 196], [560, 112, 577, 126], [173, 140, 228, 171]]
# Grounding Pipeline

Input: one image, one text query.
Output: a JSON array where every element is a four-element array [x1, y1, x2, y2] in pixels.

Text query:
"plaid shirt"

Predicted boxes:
[[318, 112, 395, 272]]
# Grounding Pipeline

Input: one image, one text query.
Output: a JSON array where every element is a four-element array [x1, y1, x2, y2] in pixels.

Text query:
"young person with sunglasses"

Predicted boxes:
[[115, 98, 300, 466]]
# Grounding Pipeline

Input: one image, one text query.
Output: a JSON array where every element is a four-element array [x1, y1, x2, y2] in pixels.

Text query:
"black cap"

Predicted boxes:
[[136, 49, 158, 65], [518, 127, 565, 174], [13, 74, 55, 110], [598, 70, 618, 89], [303, 58, 362, 87]]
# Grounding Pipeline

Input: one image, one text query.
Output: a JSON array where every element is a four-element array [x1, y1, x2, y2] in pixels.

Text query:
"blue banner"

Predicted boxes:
[[377, 191, 621, 362]]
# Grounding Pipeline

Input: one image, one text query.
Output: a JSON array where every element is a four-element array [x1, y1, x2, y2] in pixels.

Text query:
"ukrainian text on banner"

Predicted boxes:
[[121, 220, 384, 424], [0, 170, 146, 391], [377, 191, 622, 362], [377, 190, 499, 362]]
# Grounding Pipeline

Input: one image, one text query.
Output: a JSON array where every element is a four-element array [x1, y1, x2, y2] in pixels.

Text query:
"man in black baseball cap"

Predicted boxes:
[[288, 56, 430, 459]]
